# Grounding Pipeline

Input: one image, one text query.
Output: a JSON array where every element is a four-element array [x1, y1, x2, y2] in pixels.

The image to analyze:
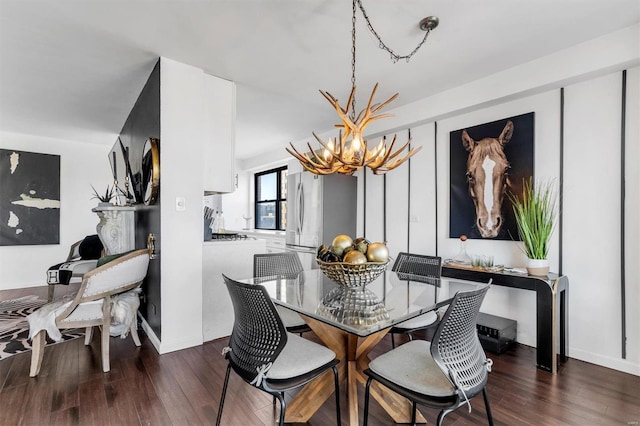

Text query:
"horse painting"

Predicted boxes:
[[449, 112, 534, 240], [461, 121, 513, 238]]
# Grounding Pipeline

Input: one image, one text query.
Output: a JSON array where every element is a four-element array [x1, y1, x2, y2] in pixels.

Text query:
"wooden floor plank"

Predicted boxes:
[[0, 382, 27, 425], [78, 377, 111, 426]]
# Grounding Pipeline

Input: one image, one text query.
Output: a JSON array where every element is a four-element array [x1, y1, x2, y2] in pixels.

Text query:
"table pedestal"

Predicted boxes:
[[284, 316, 426, 425]]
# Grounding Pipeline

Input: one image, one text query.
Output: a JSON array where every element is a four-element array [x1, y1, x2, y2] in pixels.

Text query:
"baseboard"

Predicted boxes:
[[138, 313, 203, 355], [159, 334, 204, 354], [569, 347, 640, 376], [138, 314, 161, 353]]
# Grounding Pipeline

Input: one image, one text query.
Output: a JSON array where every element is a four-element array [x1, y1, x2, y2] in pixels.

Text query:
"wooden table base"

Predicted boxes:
[[284, 315, 426, 425]]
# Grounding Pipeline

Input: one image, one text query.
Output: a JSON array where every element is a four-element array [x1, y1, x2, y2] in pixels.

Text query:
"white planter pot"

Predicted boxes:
[[527, 258, 549, 276]]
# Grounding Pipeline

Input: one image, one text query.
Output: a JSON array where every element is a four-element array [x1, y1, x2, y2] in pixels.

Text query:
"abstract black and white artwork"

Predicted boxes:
[[0, 149, 60, 245]]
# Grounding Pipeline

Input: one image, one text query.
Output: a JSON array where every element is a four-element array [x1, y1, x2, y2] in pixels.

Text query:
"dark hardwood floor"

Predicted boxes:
[[1, 287, 639, 425]]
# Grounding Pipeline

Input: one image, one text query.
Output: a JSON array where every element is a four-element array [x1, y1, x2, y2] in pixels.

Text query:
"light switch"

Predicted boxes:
[[176, 197, 186, 211]]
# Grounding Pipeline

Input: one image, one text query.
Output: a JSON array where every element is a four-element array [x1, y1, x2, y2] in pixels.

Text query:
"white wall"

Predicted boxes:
[[625, 67, 640, 365], [350, 70, 639, 375], [0, 131, 113, 289], [563, 73, 623, 368], [157, 57, 206, 353]]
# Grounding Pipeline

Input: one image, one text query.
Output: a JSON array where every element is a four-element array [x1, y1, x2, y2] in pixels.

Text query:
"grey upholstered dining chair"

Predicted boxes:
[[364, 283, 493, 426], [389, 252, 442, 347], [217, 274, 341, 426], [253, 252, 312, 335]]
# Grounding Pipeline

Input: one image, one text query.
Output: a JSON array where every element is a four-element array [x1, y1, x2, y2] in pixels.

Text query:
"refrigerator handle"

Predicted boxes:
[[298, 181, 304, 233], [295, 181, 301, 234]]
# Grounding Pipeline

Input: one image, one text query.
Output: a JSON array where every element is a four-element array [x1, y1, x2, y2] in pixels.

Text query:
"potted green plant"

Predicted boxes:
[[509, 178, 558, 275], [91, 184, 115, 206]]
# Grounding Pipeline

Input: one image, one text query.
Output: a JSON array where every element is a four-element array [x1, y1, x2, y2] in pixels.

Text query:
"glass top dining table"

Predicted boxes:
[[237, 269, 487, 425], [240, 269, 485, 337]]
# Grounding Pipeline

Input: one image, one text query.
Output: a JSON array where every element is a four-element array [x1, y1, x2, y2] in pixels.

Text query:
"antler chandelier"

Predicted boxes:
[[286, 0, 439, 175]]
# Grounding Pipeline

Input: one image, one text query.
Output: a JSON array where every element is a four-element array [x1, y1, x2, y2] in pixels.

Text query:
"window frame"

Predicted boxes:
[[254, 166, 287, 230]]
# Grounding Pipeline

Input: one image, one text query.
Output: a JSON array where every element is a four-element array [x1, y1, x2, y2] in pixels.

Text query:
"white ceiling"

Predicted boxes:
[[0, 1, 638, 161]]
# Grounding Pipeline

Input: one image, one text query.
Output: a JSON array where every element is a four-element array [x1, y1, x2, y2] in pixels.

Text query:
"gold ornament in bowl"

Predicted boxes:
[[366, 242, 389, 262]]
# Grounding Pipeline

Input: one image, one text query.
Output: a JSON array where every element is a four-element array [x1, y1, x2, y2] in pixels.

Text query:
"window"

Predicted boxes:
[[255, 166, 287, 230]]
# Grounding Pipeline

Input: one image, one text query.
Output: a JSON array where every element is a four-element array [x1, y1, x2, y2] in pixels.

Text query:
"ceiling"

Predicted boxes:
[[0, 1, 638, 162]]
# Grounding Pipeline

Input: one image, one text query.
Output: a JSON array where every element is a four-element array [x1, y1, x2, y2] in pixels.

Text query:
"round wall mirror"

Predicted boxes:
[[141, 137, 159, 205]]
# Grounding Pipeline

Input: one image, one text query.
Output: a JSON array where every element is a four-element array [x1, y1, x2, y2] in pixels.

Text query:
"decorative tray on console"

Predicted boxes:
[[443, 260, 504, 273]]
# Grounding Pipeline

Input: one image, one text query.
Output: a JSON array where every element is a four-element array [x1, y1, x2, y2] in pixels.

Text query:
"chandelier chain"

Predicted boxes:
[[351, 0, 357, 119], [355, 0, 433, 63]]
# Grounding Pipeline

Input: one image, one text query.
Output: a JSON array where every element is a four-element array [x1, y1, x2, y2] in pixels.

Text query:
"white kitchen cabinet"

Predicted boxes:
[[203, 74, 236, 193], [202, 239, 266, 341], [237, 230, 286, 253]]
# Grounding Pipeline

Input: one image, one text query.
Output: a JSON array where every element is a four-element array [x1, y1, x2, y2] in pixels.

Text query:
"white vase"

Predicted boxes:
[[527, 258, 549, 276]]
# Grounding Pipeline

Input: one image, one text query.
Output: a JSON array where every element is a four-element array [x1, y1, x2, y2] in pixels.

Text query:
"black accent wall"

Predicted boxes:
[[118, 59, 161, 338]]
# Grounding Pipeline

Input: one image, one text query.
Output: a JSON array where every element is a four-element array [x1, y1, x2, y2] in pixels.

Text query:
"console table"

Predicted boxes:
[[442, 266, 569, 373]]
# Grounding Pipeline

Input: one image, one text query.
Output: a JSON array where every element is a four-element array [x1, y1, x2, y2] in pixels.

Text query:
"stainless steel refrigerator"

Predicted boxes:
[[286, 172, 357, 269]]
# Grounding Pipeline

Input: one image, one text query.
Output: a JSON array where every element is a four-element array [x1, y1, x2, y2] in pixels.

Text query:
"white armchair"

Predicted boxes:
[[29, 249, 150, 377]]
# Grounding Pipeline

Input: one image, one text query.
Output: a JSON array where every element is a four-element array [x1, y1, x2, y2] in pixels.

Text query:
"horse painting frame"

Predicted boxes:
[[449, 112, 534, 240]]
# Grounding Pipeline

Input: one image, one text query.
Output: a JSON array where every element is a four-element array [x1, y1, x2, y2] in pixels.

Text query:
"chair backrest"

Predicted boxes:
[[223, 274, 287, 383], [56, 249, 150, 321], [392, 252, 442, 278], [431, 284, 490, 399], [80, 249, 150, 299], [254, 252, 303, 278]]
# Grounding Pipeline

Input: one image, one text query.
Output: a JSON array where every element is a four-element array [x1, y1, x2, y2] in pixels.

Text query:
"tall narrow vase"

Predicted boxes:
[[527, 258, 549, 276]]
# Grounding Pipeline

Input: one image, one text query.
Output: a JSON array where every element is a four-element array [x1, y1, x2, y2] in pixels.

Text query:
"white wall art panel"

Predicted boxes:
[[408, 123, 437, 256], [364, 169, 385, 245], [563, 73, 624, 369], [385, 131, 410, 260], [624, 66, 640, 368]]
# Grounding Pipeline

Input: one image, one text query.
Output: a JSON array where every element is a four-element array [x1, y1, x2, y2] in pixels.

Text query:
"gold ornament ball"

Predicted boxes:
[[366, 242, 389, 262], [354, 237, 370, 253], [343, 250, 367, 264], [331, 234, 353, 257]]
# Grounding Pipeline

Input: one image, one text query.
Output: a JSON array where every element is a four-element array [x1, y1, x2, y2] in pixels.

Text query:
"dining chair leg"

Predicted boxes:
[[332, 365, 341, 426], [216, 364, 231, 426], [363, 376, 373, 426], [411, 401, 417, 425], [130, 322, 141, 347], [101, 300, 112, 372], [483, 388, 494, 426], [275, 392, 286, 426], [408, 332, 414, 341], [29, 330, 46, 377], [84, 326, 93, 345], [436, 407, 454, 426], [391, 333, 396, 348]]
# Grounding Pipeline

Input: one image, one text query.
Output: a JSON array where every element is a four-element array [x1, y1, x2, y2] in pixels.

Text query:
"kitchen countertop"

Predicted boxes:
[[203, 239, 266, 245], [231, 229, 285, 235]]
